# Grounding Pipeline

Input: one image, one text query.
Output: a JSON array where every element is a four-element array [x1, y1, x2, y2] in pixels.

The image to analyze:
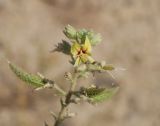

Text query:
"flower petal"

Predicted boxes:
[[71, 42, 81, 56], [87, 56, 95, 63], [82, 36, 92, 53], [80, 54, 89, 63], [74, 57, 81, 67]]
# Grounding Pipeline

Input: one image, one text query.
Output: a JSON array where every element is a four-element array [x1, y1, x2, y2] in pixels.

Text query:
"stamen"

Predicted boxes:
[[82, 49, 87, 54]]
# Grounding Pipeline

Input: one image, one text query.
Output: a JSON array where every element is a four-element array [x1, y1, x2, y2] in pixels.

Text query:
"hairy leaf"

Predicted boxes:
[[103, 65, 115, 71], [76, 29, 102, 46], [87, 31, 102, 46], [52, 40, 71, 55], [9, 62, 45, 87], [82, 86, 119, 103]]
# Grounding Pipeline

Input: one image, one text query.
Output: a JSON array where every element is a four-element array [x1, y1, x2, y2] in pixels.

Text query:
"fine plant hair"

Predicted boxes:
[[8, 25, 119, 126]]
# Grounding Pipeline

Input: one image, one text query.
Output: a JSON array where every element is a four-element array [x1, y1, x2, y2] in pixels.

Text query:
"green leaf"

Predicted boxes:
[[52, 40, 71, 55], [84, 87, 106, 97], [87, 63, 102, 72], [82, 86, 119, 104], [87, 31, 102, 46], [86, 62, 115, 73], [103, 65, 115, 71], [76, 29, 102, 46], [9, 62, 45, 87]]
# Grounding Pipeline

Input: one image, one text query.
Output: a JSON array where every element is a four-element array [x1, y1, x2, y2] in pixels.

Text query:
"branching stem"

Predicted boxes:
[[54, 71, 79, 126]]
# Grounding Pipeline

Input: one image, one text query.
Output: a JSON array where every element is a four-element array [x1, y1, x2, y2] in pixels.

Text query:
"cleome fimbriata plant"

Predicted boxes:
[[8, 25, 119, 126]]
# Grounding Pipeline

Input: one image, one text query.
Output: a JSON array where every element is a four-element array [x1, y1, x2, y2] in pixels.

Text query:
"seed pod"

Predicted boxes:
[[9, 62, 45, 87]]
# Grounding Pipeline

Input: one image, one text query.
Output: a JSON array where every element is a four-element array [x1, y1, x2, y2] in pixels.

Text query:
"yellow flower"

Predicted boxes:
[[71, 36, 94, 66]]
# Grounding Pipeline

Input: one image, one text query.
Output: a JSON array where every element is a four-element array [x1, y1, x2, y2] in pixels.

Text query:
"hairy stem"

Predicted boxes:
[[54, 71, 79, 126], [54, 84, 66, 96], [54, 105, 66, 126]]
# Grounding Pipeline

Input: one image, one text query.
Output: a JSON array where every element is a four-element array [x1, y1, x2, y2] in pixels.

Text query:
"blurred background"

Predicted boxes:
[[0, 0, 160, 126]]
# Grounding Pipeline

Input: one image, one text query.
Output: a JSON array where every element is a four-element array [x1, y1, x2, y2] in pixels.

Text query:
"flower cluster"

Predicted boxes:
[[55, 25, 103, 67], [53, 25, 115, 74]]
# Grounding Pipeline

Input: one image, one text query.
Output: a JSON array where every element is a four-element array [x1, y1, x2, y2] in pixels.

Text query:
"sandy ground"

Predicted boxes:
[[0, 0, 160, 126]]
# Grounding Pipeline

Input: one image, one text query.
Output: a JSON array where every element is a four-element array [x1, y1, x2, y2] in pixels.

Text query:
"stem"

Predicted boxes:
[[54, 84, 66, 96], [54, 71, 79, 126], [54, 105, 66, 126]]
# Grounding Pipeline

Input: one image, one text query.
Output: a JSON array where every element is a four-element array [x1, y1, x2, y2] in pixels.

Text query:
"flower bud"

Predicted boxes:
[[63, 25, 77, 40], [64, 72, 72, 80]]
